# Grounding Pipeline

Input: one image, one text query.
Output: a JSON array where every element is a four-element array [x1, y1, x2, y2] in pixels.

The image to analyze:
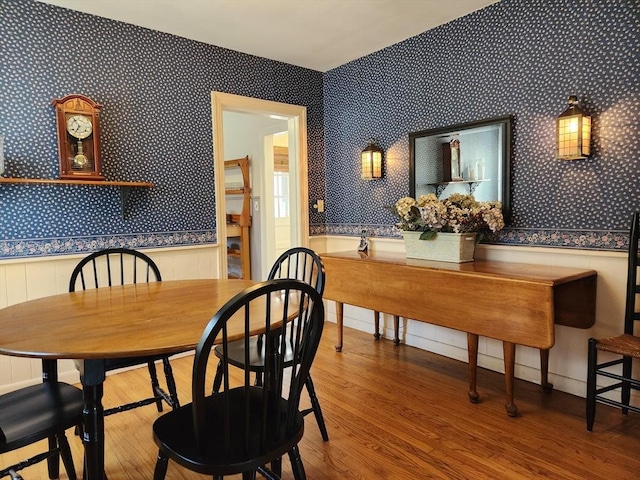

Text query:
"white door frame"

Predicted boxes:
[[211, 92, 309, 279]]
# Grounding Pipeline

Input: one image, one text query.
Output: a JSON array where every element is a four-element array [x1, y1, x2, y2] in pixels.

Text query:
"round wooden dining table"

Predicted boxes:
[[0, 278, 270, 480]]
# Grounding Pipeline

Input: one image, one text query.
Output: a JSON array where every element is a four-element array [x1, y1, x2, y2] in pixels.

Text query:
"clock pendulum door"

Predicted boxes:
[[66, 114, 93, 171], [71, 138, 89, 170]]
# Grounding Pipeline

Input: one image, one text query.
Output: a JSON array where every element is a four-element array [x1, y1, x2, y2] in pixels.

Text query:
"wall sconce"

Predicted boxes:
[[556, 95, 591, 160], [361, 138, 383, 180]]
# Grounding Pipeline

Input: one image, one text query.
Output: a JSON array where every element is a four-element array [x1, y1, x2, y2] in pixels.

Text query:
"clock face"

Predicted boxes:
[[66, 114, 93, 140]]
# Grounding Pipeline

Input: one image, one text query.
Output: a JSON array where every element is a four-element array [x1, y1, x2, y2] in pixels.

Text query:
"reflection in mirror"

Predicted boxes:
[[409, 115, 512, 219]]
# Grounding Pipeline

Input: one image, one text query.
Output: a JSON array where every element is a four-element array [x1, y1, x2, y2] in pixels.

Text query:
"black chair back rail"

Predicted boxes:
[[69, 247, 161, 291], [587, 211, 640, 430], [152, 279, 325, 479], [268, 247, 326, 295], [69, 248, 179, 415]]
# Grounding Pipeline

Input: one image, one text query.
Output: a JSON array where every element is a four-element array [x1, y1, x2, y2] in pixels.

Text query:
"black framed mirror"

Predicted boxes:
[[409, 115, 513, 221]]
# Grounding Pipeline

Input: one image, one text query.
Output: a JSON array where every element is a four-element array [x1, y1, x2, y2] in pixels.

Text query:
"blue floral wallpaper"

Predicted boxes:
[[0, 0, 324, 258], [1, 0, 638, 258], [322, 0, 639, 250]]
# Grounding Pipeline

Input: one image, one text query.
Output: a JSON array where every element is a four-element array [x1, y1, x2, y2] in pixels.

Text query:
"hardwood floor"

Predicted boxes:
[[3, 324, 640, 479]]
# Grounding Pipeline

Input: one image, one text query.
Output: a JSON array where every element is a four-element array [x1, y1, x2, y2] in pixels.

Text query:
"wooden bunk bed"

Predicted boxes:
[[225, 156, 251, 279]]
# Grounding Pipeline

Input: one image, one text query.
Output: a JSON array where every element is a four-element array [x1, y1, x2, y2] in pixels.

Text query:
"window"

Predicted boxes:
[[273, 172, 290, 218]]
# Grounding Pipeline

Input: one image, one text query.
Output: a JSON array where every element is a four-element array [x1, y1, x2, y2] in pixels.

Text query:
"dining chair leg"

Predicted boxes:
[[254, 371, 263, 387], [162, 358, 180, 409], [586, 338, 597, 431], [153, 453, 169, 480], [288, 446, 306, 480], [270, 457, 282, 476], [304, 375, 329, 441], [622, 355, 632, 414], [59, 432, 77, 480], [46, 435, 60, 479], [147, 361, 163, 412]]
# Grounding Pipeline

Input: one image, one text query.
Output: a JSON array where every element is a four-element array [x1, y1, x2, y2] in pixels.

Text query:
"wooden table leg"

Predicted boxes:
[[503, 341, 518, 417], [467, 333, 480, 403], [373, 313, 399, 345], [393, 315, 400, 346], [540, 348, 554, 392], [335, 301, 344, 352]]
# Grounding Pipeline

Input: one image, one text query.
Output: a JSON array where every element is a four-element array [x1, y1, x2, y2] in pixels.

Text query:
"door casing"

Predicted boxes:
[[211, 92, 309, 279]]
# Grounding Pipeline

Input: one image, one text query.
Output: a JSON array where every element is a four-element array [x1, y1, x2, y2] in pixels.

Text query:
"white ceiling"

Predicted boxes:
[[38, 0, 499, 72]]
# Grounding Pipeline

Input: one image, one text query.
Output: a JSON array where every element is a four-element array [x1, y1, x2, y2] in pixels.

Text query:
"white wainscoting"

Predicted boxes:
[[310, 235, 629, 400], [1, 238, 631, 402], [0, 245, 220, 393]]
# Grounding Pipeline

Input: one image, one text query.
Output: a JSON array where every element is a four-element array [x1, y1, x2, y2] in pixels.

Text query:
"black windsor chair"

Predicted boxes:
[[211, 247, 329, 441], [152, 278, 325, 479], [69, 248, 180, 416], [0, 361, 83, 480]]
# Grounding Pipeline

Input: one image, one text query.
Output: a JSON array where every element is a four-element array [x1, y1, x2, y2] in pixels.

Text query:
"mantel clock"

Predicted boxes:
[[53, 94, 104, 180]]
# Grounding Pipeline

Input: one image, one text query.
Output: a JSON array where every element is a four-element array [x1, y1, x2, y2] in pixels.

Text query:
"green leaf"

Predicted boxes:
[[420, 230, 437, 240]]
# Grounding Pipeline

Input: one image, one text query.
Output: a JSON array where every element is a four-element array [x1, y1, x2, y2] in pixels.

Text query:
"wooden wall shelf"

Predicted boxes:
[[426, 179, 491, 197], [0, 177, 154, 218], [0, 177, 153, 187]]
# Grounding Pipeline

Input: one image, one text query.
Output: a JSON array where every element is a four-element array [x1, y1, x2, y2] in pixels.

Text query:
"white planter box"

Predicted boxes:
[[401, 231, 477, 263]]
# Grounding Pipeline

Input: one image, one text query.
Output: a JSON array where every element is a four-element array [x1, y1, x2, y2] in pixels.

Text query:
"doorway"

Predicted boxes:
[[211, 92, 309, 280], [269, 131, 293, 259]]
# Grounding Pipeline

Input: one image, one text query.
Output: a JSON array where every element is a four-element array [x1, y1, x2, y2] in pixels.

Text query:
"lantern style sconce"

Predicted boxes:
[[361, 138, 383, 180], [556, 95, 591, 160]]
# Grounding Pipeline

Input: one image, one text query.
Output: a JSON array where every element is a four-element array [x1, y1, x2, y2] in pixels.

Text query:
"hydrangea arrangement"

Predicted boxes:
[[391, 193, 505, 240]]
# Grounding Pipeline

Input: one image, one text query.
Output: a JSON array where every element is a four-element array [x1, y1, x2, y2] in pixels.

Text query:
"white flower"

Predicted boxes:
[[394, 197, 417, 221]]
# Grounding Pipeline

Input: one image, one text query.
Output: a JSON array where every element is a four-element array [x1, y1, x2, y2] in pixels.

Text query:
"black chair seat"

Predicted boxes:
[[215, 335, 296, 371], [153, 387, 304, 475], [594, 332, 640, 357], [0, 381, 83, 479]]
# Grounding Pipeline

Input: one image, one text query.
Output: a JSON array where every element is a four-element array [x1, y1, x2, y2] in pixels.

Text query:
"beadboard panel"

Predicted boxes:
[[316, 235, 628, 400], [0, 245, 220, 393]]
